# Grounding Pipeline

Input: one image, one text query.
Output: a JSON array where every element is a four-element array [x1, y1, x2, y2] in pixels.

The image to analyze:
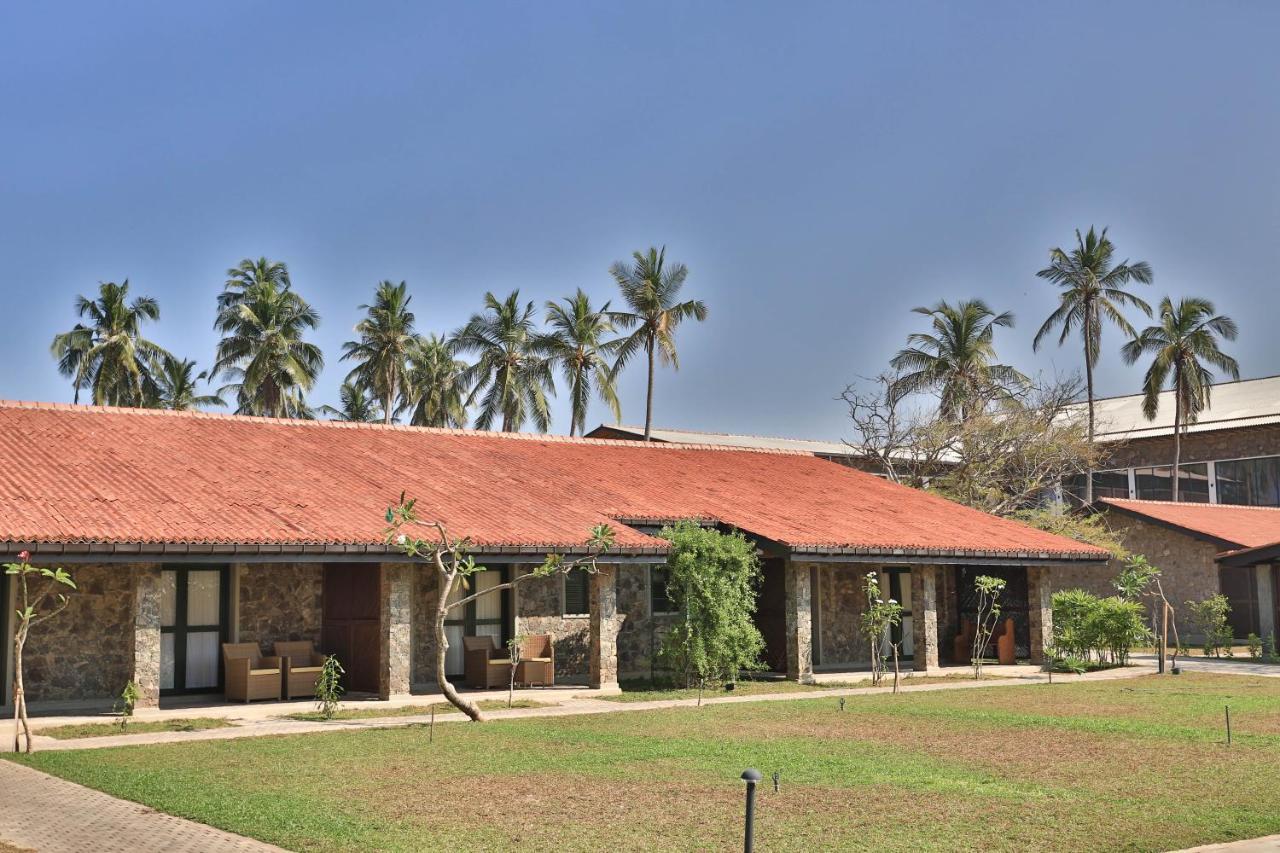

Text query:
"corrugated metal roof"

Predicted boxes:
[[591, 425, 860, 456], [1067, 375, 1280, 441]]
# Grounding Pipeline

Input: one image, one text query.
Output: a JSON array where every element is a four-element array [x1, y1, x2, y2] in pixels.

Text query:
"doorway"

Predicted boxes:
[[444, 567, 511, 678], [160, 566, 229, 694], [321, 564, 381, 694], [881, 568, 914, 660], [953, 566, 1029, 659]]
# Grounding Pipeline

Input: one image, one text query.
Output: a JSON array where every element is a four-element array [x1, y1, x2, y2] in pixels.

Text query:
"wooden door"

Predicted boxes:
[[754, 558, 788, 673], [322, 564, 381, 694]]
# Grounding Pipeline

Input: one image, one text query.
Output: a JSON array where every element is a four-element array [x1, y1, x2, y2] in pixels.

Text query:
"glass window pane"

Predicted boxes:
[[186, 571, 221, 626], [650, 567, 674, 614], [445, 625, 465, 675], [1178, 463, 1210, 503], [185, 631, 220, 689], [160, 571, 177, 627], [160, 633, 175, 690], [1217, 457, 1280, 507], [474, 571, 502, 621], [1092, 470, 1130, 500], [564, 571, 589, 616], [1135, 465, 1208, 502]]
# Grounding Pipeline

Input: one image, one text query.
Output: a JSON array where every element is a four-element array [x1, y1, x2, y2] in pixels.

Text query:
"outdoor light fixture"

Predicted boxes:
[[741, 767, 762, 852]]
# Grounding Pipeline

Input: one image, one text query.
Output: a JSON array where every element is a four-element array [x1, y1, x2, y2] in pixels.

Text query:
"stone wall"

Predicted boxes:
[[817, 565, 870, 665], [515, 571, 591, 682], [1102, 424, 1280, 470], [616, 565, 680, 679], [411, 565, 438, 688], [235, 563, 323, 653], [1054, 512, 1223, 640], [21, 564, 141, 702]]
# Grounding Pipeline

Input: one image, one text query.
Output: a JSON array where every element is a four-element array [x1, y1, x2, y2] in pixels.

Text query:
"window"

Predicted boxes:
[[1216, 456, 1280, 507], [1134, 463, 1210, 503], [650, 566, 676, 615], [563, 569, 590, 617], [1064, 470, 1129, 504]]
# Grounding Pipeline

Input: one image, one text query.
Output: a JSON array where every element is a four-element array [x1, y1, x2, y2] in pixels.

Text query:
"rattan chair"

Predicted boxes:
[[463, 636, 512, 689], [222, 642, 282, 703], [275, 640, 327, 699], [515, 634, 555, 687]]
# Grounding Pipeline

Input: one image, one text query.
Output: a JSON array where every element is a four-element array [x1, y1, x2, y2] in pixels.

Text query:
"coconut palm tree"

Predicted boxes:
[[50, 280, 171, 406], [1033, 227, 1154, 443], [341, 281, 417, 424], [401, 334, 470, 428], [1121, 296, 1239, 501], [608, 246, 707, 440], [212, 261, 323, 419], [317, 381, 383, 423], [450, 291, 555, 432], [152, 355, 224, 411], [888, 299, 1026, 421], [543, 290, 622, 437]]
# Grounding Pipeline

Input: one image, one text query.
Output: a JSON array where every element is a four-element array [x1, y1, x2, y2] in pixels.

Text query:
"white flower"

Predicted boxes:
[[888, 598, 898, 604], [396, 534, 407, 545]]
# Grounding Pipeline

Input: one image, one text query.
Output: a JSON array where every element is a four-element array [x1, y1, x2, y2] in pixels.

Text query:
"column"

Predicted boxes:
[[784, 560, 815, 684], [379, 563, 413, 700], [911, 565, 939, 672], [132, 565, 163, 708], [1256, 564, 1276, 639], [588, 565, 620, 689], [1027, 564, 1054, 665]]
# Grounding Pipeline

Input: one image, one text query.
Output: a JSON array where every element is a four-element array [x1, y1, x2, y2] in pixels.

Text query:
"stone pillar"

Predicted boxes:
[[1027, 565, 1054, 664], [589, 565, 621, 689], [911, 565, 939, 672], [131, 565, 163, 708], [1256, 565, 1276, 639], [379, 563, 413, 700], [784, 560, 815, 684]]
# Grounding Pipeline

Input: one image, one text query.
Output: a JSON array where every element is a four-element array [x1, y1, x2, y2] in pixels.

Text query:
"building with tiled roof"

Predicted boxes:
[[0, 401, 1108, 711]]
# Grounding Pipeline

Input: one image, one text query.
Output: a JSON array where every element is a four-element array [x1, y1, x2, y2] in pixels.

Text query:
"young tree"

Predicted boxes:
[[608, 247, 707, 440], [888, 299, 1025, 421], [402, 334, 470, 428], [342, 281, 419, 425], [384, 495, 613, 721], [6, 551, 76, 753], [858, 571, 903, 688], [1033, 227, 1153, 502], [970, 575, 1006, 679], [317, 382, 383, 423], [656, 521, 765, 692], [1121, 297, 1239, 501], [50, 280, 171, 406], [151, 355, 225, 411], [543, 290, 621, 437]]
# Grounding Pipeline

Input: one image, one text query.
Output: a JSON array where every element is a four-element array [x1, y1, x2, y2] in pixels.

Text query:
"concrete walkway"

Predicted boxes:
[[0, 760, 286, 852], [1176, 834, 1280, 852], [13, 664, 1157, 753], [1130, 654, 1280, 678]]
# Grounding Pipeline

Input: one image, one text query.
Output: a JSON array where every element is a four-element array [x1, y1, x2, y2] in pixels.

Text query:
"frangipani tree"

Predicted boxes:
[[6, 550, 76, 753], [383, 495, 613, 721]]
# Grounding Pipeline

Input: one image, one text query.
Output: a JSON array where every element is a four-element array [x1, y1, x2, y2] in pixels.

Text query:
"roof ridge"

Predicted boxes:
[[0, 399, 816, 456], [1075, 373, 1280, 407], [1102, 497, 1280, 513], [605, 423, 846, 445]]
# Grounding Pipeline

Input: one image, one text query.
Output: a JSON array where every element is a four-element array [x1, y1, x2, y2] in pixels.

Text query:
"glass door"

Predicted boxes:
[[880, 568, 914, 660], [443, 567, 511, 677], [161, 567, 228, 694]]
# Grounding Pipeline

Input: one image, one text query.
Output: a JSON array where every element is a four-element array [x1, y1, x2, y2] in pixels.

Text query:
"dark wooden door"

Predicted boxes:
[[322, 564, 381, 694], [754, 558, 788, 673]]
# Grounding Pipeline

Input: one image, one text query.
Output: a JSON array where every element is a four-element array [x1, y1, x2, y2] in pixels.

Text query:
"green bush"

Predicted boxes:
[[1185, 595, 1233, 658], [1247, 633, 1262, 660], [1051, 588, 1098, 660], [656, 521, 765, 687], [1051, 588, 1150, 665]]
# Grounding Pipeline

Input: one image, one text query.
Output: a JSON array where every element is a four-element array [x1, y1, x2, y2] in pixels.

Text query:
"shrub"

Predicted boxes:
[[1051, 588, 1098, 660], [1247, 633, 1262, 660], [1185, 595, 1233, 658], [1052, 589, 1150, 664], [657, 521, 765, 688], [314, 655, 345, 719], [1266, 632, 1278, 663], [114, 681, 141, 730]]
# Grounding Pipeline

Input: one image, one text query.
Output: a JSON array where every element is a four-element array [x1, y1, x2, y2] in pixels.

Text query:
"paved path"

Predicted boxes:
[[1130, 654, 1280, 678], [1176, 834, 1280, 851], [0, 760, 287, 853]]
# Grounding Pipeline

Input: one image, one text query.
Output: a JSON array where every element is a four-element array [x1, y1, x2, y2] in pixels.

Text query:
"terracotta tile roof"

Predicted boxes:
[[1100, 498, 1280, 550], [0, 401, 1107, 560]]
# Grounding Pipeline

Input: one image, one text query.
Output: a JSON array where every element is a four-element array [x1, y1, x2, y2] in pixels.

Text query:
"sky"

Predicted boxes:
[[3, 2, 1279, 442]]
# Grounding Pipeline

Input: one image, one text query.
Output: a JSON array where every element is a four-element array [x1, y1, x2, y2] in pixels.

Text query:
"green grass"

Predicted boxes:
[[37, 717, 234, 740], [601, 673, 1005, 702], [282, 698, 554, 722], [10, 673, 1280, 851]]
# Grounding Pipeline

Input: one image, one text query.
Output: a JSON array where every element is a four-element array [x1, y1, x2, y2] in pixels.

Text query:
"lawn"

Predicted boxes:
[[282, 698, 554, 722], [37, 717, 235, 740], [10, 673, 1280, 851], [601, 673, 1003, 702]]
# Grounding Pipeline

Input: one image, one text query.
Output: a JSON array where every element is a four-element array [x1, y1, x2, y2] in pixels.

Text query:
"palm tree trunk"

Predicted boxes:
[[384, 367, 394, 425], [644, 337, 656, 442], [1083, 303, 1096, 505], [1172, 366, 1182, 502]]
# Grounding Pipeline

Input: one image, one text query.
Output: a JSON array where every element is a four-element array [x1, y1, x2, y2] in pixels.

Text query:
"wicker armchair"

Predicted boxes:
[[515, 634, 555, 687], [275, 640, 327, 699], [222, 642, 282, 703], [463, 636, 512, 689]]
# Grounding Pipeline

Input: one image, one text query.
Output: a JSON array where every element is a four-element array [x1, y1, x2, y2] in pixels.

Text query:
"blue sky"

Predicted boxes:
[[3, 2, 1278, 440]]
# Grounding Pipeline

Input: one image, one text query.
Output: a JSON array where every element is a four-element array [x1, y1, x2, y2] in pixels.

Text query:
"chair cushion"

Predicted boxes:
[[485, 660, 512, 668], [250, 668, 281, 675], [523, 657, 552, 663], [289, 666, 323, 674]]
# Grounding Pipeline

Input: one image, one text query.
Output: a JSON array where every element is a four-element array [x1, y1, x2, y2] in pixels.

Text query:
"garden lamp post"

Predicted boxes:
[[741, 767, 762, 852]]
